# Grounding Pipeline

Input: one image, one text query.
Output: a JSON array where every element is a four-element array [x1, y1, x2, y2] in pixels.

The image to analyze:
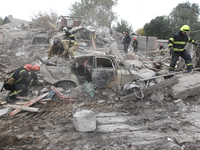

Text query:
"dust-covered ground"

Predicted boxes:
[[1, 42, 200, 150]]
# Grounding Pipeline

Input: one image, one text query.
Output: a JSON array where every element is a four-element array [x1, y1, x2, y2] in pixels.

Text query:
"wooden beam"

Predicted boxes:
[[6, 104, 39, 112], [9, 92, 48, 116]]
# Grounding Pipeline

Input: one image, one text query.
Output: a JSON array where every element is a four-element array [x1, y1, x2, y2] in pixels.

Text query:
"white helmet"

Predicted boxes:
[[63, 27, 68, 31]]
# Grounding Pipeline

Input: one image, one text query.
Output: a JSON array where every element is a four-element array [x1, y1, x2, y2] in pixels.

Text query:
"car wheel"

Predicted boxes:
[[55, 80, 76, 90]]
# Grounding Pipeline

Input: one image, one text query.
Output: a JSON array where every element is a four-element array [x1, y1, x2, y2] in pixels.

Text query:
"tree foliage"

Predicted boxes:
[[69, 0, 118, 29], [0, 17, 3, 25], [169, 2, 199, 29], [114, 19, 133, 34], [169, 2, 200, 39], [135, 28, 145, 36], [143, 16, 171, 39], [143, 2, 200, 40], [31, 9, 58, 30]]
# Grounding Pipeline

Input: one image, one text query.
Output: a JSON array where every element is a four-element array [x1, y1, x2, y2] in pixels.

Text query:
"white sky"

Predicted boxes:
[[1, 0, 200, 31]]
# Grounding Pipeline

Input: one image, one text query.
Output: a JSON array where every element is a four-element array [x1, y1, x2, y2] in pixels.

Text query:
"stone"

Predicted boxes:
[[40, 88, 48, 93], [168, 74, 200, 99], [0, 107, 12, 117], [174, 136, 194, 145], [56, 87, 64, 93], [97, 100, 106, 104], [73, 110, 96, 132]]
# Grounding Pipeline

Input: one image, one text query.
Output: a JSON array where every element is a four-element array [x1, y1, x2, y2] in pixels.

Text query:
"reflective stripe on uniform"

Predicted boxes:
[[174, 48, 185, 51], [173, 41, 186, 45], [186, 63, 193, 66], [15, 76, 23, 83], [9, 90, 23, 97], [169, 67, 175, 69]]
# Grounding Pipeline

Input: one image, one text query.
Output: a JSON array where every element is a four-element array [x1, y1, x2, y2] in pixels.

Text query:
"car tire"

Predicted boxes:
[[55, 80, 76, 90]]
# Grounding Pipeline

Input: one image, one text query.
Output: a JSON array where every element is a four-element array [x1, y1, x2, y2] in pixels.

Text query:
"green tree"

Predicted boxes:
[[135, 28, 145, 36], [69, 0, 118, 29], [114, 19, 133, 34], [169, 2, 199, 30], [143, 16, 171, 39], [31, 9, 58, 30], [0, 17, 3, 25], [169, 2, 200, 40]]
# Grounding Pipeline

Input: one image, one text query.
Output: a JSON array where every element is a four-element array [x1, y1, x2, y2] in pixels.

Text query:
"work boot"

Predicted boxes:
[[5, 93, 15, 103], [169, 70, 174, 74], [187, 69, 193, 73]]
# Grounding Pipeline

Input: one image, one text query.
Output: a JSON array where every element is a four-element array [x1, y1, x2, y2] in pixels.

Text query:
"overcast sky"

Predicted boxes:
[[1, 0, 200, 31]]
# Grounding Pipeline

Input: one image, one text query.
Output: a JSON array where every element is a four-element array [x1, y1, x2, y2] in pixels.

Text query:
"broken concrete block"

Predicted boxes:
[[0, 107, 12, 117], [168, 74, 200, 99], [125, 60, 143, 68], [149, 92, 164, 103], [174, 136, 194, 145], [56, 87, 64, 93], [40, 88, 48, 93], [73, 110, 96, 132], [97, 100, 106, 103]]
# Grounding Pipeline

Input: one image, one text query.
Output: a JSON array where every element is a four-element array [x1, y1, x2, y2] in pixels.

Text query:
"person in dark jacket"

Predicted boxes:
[[3, 64, 33, 102], [132, 37, 138, 52], [168, 25, 197, 73], [123, 31, 131, 53], [63, 27, 75, 40]]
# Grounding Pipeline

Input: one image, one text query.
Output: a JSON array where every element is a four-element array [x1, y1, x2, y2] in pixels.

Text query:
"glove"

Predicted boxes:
[[170, 49, 174, 56]]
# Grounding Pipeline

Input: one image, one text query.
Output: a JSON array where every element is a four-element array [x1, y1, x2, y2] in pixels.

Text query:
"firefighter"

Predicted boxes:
[[132, 37, 138, 52], [30, 65, 41, 86], [47, 39, 63, 59], [159, 44, 165, 55], [3, 64, 33, 103], [60, 39, 78, 60], [123, 31, 131, 53], [168, 25, 198, 73], [89, 30, 96, 46], [63, 27, 75, 40]]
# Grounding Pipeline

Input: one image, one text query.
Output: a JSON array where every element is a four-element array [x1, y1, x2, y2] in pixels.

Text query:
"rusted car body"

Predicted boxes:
[[40, 54, 141, 89]]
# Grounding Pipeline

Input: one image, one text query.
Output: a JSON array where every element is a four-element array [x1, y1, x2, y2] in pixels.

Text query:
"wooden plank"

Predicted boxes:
[[9, 92, 48, 116], [6, 104, 39, 112], [120, 76, 178, 101]]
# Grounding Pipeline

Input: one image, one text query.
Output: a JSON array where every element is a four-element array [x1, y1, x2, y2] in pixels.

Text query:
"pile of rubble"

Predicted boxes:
[[1, 15, 200, 149]]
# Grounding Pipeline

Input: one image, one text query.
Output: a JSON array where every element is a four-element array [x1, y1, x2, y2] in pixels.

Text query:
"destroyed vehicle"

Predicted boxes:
[[32, 31, 50, 45], [40, 54, 141, 89]]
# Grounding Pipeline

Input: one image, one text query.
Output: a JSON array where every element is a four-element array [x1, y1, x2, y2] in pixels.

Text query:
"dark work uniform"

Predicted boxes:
[[168, 31, 196, 71], [3, 67, 33, 101], [123, 32, 131, 53], [30, 71, 41, 86], [159, 45, 165, 55], [132, 40, 138, 52], [64, 31, 75, 40]]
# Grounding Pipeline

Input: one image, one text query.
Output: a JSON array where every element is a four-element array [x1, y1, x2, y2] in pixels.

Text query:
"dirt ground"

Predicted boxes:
[[1, 43, 200, 150]]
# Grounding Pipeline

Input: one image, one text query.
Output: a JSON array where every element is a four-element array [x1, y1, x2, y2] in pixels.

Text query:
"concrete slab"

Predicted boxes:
[[96, 112, 130, 117], [168, 73, 200, 99], [0, 108, 11, 117], [97, 117, 127, 124], [97, 124, 139, 133], [174, 136, 194, 145]]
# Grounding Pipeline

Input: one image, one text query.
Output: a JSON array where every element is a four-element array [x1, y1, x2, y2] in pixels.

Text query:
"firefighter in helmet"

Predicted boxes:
[[3, 64, 34, 102], [168, 25, 198, 73]]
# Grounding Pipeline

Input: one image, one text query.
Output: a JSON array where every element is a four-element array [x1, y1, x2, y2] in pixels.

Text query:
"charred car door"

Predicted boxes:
[[92, 56, 120, 88]]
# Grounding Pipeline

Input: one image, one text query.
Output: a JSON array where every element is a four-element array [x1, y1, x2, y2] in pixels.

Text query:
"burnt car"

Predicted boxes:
[[40, 54, 142, 89]]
